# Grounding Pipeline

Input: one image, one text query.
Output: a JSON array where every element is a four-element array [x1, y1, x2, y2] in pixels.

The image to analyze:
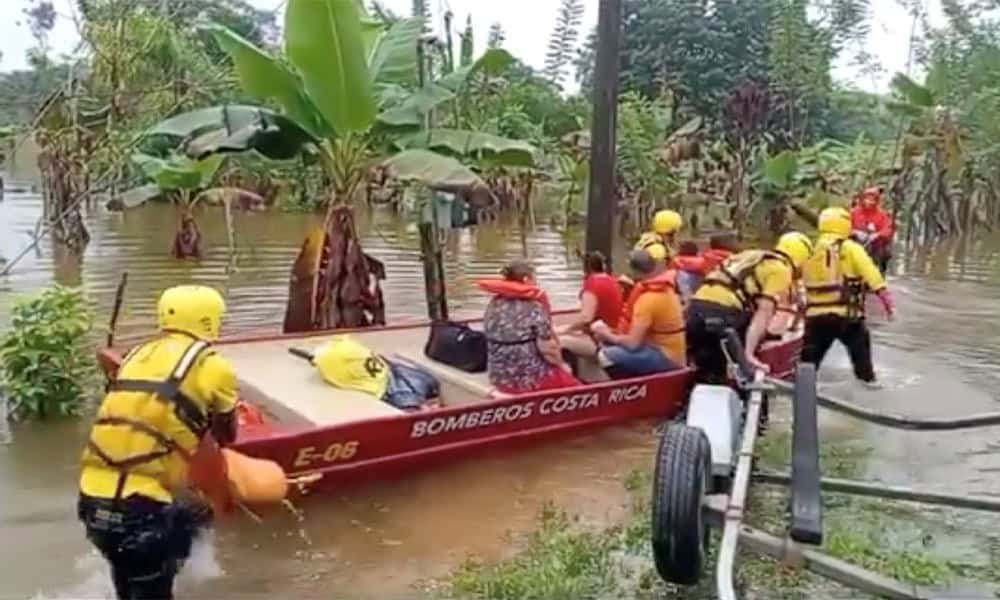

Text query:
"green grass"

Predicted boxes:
[[437, 426, 999, 600]]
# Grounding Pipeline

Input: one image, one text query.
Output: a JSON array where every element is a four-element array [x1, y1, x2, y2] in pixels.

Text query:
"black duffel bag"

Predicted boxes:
[[424, 320, 488, 373]]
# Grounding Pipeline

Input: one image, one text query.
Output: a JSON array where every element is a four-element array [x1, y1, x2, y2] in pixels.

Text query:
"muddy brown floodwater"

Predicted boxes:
[[2, 161, 1000, 599]]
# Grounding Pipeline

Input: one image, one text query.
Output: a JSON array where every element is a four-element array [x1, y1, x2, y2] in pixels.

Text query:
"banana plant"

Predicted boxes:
[[124, 152, 263, 259], [141, 0, 536, 332]]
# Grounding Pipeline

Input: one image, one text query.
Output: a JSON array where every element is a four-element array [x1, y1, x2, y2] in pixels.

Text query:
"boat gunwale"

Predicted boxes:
[[95, 312, 801, 459]]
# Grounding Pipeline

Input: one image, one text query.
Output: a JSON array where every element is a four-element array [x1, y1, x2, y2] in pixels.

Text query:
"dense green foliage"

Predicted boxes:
[[7, 0, 1000, 252], [0, 286, 99, 422]]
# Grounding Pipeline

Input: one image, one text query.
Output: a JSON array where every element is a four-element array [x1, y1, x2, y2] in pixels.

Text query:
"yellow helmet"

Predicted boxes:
[[652, 210, 683, 235], [817, 206, 852, 238], [157, 285, 226, 341], [774, 231, 814, 268], [646, 243, 668, 262], [313, 336, 389, 399]]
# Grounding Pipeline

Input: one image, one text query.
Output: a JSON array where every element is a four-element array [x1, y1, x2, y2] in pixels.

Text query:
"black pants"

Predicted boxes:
[[78, 494, 209, 600], [685, 300, 750, 384], [802, 314, 875, 382], [870, 245, 891, 275]]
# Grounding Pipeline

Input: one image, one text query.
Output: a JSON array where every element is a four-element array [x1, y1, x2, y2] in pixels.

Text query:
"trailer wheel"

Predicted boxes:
[[651, 424, 712, 586]]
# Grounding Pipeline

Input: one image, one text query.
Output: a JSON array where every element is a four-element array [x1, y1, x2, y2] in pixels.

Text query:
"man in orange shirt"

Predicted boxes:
[[590, 249, 686, 378]]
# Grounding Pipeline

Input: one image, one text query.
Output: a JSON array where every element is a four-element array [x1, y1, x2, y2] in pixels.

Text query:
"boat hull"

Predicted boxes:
[[96, 317, 802, 493]]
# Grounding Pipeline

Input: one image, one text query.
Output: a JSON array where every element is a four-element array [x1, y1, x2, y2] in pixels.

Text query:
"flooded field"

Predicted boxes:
[[2, 163, 999, 598]]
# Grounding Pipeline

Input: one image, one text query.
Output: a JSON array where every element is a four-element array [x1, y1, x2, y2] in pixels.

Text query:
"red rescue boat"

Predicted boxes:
[[96, 311, 802, 495]]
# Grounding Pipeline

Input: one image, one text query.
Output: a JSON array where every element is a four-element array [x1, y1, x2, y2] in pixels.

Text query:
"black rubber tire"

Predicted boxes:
[[651, 424, 712, 586]]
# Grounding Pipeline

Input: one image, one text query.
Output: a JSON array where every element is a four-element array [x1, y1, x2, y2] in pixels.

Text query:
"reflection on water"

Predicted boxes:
[[3, 170, 1000, 598]]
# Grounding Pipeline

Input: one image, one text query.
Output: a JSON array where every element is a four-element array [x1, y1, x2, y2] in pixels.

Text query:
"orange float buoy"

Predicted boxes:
[[222, 448, 289, 505]]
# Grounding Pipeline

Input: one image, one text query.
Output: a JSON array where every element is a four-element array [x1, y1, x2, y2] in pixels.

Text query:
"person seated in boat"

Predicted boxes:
[[557, 251, 624, 371], [480, 260, 581, 394], [618, 242, 668, 298], [672, 241, 704, 306], [589, 249, 687, 379], [685, 232, 813, 382], [672, 234, 740, 307], [78, 285, 238, 600], [635, 209, 683, 259], [703, 232, 738, 270]]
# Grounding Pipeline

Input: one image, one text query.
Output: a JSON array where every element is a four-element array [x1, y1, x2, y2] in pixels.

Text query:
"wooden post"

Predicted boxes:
[[416, 37, 449, 321], [419, 221, 448, 321], [585, 0, 622, 262]]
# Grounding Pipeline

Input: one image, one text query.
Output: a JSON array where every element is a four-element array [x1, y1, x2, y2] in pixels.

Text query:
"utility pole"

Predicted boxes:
[[585, 0, 622, 263]]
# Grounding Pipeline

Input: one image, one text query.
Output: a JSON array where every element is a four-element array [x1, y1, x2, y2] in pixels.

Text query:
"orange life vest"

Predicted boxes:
[[477, 278, 552, 314], [702, 249, 732, 271], [616, 270, 684, 335], [672, 255, 709, 275]]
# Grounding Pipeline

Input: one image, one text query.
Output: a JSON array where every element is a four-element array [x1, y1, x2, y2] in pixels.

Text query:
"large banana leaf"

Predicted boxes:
[[368, 17, 423, 87], [133, 154, 225, 191], [436, 49, 514, 92], [143, 105, 318, 160], [114, 184, 163, 210], [208, 25, 330, 139], [396, 129, 537, 167], [377, 84, 455, 127], [285, 0, 376, 135], [382, 149, 489, 191], [763, 150, 799, 188], [890, 73, 935, 108], [376, 48, 515, 127]]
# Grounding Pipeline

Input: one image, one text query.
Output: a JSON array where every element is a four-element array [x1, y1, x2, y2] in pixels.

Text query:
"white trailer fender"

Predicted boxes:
[[685, 384, 742, 477]]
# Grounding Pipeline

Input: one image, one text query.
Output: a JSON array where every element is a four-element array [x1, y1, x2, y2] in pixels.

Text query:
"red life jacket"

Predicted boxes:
[[672, 255, 709, 275], [478, 278, 552, 314], [702, 248, 733, 271], [616, 270, 683, 335]]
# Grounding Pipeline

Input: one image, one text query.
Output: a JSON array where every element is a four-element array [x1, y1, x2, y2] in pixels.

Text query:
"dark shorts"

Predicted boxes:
[[78, 493, 210, 600]]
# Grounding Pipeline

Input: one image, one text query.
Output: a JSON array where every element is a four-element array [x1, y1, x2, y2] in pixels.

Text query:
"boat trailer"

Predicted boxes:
[[651, 329, 1000, 599]]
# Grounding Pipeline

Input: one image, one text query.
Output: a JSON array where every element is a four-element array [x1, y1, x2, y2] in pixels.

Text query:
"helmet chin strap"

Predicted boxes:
[[160, 327, 209, 342]]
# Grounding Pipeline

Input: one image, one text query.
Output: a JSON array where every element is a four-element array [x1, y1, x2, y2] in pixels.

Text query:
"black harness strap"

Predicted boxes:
[[110, 340, 212, 437]]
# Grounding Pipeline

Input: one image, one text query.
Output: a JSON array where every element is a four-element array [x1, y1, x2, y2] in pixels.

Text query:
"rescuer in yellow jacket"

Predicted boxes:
[[686, 231, 813, 382], [634, 209, 683, 259], [802, 207, 895, 387], [77, 285, 239, 600]]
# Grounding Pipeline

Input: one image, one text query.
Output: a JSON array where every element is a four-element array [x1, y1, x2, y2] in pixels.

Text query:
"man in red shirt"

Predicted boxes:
[[851, 187, 893, 273]]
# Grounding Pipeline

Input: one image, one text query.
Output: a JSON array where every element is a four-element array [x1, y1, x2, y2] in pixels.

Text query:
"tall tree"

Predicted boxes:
[[576, 0, 773, 122], [769, 0, 833, 144], [412, 0, 432, 33], [77, 0, 279, 54], [488, 22, 506, 48], [460, 15, 474, 67], [544, 0, 585, 87]]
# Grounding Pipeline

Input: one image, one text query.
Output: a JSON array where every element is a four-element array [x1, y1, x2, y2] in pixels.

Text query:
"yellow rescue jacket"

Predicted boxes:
[[79, 333, 238, 503], [802, 234, 886, 319], [692, 249, 794, 313], [634, 232, 674, 260]]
